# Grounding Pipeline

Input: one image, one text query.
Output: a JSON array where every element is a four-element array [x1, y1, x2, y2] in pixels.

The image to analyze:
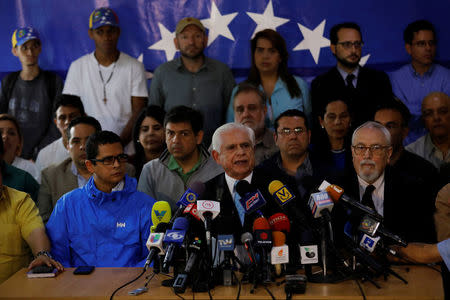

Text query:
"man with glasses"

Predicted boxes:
[[390, 20, 450, 145], [340, 121, 436, 243], [138, 106, 223, 211], [311, 22, 392, 129], [46, 131, 155, 267]]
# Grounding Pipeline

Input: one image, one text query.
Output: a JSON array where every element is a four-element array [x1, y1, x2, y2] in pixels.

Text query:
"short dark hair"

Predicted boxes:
[[164, 106, 203, 134], [330, 22, 362, 45], [0, 114, 23, 142], [403, 20, 436, 44], [233, 82, 266, 107], [318, 96, 351, 118], [274, 109, 308, 131], [66, 116, 102, 141], [374, 97, 412, 126], [53, 94, 85, 117], [86, 131, 123, 161]]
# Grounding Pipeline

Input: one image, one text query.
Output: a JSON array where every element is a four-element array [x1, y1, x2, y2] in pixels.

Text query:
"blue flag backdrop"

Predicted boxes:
[[1, 0, 449, 82]]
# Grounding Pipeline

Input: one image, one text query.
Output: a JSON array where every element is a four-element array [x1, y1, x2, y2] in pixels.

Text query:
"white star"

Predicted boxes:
[[148, 23, 178, 61], [201, 1, 238, 46], [293, 19, 329, 64], [246, 0, 290, 38], [137, 53, 153, 79], [359, 54, 370, 67]]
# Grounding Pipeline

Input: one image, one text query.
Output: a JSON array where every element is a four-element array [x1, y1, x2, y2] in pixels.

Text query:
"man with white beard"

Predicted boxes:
[[336, 121, 436, 243]]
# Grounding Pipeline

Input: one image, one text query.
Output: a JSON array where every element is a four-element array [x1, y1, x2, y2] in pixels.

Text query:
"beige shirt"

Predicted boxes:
[[434, 183, 450, 242]]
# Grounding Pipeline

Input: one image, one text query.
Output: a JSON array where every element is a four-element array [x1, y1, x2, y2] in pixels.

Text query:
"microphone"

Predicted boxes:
[[241, 232, 257, 265], [268, 180, 296, 207], [253, 217, 273, 283], [271, 231, 289, 277], [268, 212, 291, 233], [318, 180, 382, 221], [151, 201, 172, 233], [236, 181, 267, 215], [169, 182, 206, 228], [144, 222, 170, 270], [308, 191, 334, 219], [359, 215, 408, 247], [173, 237, 203, 293], [183, 203, 201, 221], [162, 217, 189, 273]]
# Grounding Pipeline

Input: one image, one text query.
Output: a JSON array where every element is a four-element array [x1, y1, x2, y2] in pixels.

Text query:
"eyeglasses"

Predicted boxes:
[[90, 154, 129, 165], [352, 145, 390, 156], [277, 127, 306, 136], [337, 41, 364, 49], [412, 40, 436, 47]]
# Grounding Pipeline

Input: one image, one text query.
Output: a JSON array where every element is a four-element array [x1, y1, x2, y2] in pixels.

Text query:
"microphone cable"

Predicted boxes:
[[353, 278, 367, 300], [110, 268, 146, 300]]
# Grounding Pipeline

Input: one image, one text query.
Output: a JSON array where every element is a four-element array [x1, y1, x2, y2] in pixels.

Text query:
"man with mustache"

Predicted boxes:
[[231, 83, 278, 165], [311, 22, 392, 130], [341, 121, 436, 243], [149, 17, 235, 145], [406, 92, 450, 171]]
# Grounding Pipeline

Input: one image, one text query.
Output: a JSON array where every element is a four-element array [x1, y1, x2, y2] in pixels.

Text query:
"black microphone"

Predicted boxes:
[[359, 215, 408, 247], [168, 182, 206, 228], [173, 237, 203, 293], [161, 217, 189, 273]]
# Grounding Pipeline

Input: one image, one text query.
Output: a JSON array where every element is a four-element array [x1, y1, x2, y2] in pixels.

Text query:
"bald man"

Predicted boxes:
[[406, 92, 450, 170]]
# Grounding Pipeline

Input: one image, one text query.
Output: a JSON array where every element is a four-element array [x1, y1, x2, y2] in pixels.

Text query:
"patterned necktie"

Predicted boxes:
[[346, 74, 356, 89], [233, 180, 246, 226], [362, 184, 376, 210]]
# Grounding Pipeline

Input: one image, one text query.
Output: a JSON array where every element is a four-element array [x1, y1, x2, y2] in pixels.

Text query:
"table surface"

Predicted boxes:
[[0, 265, 443, 299]]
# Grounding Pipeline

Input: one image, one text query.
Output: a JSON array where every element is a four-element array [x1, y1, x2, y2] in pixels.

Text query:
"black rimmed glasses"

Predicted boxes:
[[352, 145, 390, 156], [90, 154, 129, 165]]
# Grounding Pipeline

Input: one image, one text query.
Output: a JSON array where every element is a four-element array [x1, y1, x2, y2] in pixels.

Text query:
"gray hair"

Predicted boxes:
[[211, 122, 255, 153], [351, 121, 391, 146]]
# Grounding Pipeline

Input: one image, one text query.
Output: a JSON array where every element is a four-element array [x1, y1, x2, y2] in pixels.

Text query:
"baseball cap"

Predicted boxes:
[[11, 27, 40, 48], [89, 7, 119, 29], [175, 17, 205, 35]]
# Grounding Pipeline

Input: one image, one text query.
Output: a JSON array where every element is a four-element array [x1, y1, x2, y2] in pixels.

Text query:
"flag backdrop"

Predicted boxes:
[[0, 0, 449, 83]]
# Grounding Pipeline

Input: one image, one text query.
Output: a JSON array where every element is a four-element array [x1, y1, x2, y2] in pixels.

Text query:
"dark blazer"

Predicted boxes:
[[340, 166, 436, 244], [311, 66, 393, 128]]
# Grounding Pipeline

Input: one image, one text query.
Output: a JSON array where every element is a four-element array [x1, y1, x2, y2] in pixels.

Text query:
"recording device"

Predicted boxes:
[[285, 274, 307, 296], [169, 182, 205, 227], [318, 180, 382, 220], [161, 217, 189, 273], [359, 215, 408, 247], [27, 265, 58, 278], [236, 181, 267, 215], [150, 201, 171, 233]]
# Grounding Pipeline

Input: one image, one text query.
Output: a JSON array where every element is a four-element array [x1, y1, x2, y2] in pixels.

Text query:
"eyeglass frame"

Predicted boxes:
[[90, 154, 129, 165], [337, 41, 364, 50], [277, 127, 307, 136], [411, 40, 436, 48], [351, 144, 391, 156]]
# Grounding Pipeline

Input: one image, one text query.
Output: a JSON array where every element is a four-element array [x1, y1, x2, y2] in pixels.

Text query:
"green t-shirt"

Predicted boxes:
[[167, 154, 203, 185]]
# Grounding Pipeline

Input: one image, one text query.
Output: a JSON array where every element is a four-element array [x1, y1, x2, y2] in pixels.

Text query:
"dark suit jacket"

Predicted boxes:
[[311, 66, 393, 128], [340, 166, 436, 244]]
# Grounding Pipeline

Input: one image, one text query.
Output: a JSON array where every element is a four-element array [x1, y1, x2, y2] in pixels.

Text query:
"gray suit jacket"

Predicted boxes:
[[37, 158, 136, 223]]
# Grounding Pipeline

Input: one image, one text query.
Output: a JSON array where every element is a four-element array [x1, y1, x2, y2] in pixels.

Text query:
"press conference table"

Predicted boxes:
[[0, 266, 443, 299]]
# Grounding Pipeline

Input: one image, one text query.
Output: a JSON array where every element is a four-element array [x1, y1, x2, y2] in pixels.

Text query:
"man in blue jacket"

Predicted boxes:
[[46, 131, 155, 267]]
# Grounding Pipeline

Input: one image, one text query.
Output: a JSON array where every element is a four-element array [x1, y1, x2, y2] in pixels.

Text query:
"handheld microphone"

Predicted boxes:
[[268, 180, 296, 207], [183, 203, 201, 221], [162, 217, 189, 273], [308, 191, 334, 219], [253, 217, 273, 283], [271, 231, 289, 276], [268, 213, 291, 233], [236, 181, 267, 215], [173, 237, 203, 293], [318, 180, 382, 221], [169, 182, 206, 227], [241, 232, 257, 264], [150, 201, 172, 233], [359, 215, 408, 247], [144, 222, 170, 270]]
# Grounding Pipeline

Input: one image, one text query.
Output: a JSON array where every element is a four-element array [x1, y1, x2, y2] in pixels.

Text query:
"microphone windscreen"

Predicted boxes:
[[268, 180, 283, 195], [172, 217, 190, 230], [151, 201, 172, 226], [325, 184, 344, 202], [190, 181, 206, 197], [272, 231, 286, 246], [253, 217, 270, 231], [154, 222, 170, 233], [236, 180, 253, 196], [268, 213, 291, 233], [241, 232, 253, 244]]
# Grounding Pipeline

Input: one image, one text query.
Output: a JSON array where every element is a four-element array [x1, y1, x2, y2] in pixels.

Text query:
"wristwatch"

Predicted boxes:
[[35, 250, 53, 259]]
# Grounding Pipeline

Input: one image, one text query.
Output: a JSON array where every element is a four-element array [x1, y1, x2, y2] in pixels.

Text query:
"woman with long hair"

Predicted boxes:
[[226, 29, 311, 127]]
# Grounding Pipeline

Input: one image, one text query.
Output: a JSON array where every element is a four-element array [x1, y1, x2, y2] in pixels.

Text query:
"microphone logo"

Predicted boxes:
[[245, 193, 259, 210], [200, 200, 214, 209], [186, 192, 197, 203], [150, 233, 163, 243], [218, 234, 234, 251], [275, 186, 293, 203], [165, 231, 185, 241], [154, 210, 168, 221]]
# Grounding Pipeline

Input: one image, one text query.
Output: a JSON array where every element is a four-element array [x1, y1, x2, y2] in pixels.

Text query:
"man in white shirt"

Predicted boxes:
[[63, 7, 147, 149], [35, 94, 85, 172]]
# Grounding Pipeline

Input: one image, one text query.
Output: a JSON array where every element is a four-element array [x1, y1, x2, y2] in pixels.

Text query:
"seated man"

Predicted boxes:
[[231, 83, 278, 165], [46, 131, 155, 267], [0, 138, 63, 284], [138, 106, 223, 211], [35, 94, 85, 172], [37, 116, 101, 223], [406, 92, 450, 172], [341, 121, 436, 243]]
